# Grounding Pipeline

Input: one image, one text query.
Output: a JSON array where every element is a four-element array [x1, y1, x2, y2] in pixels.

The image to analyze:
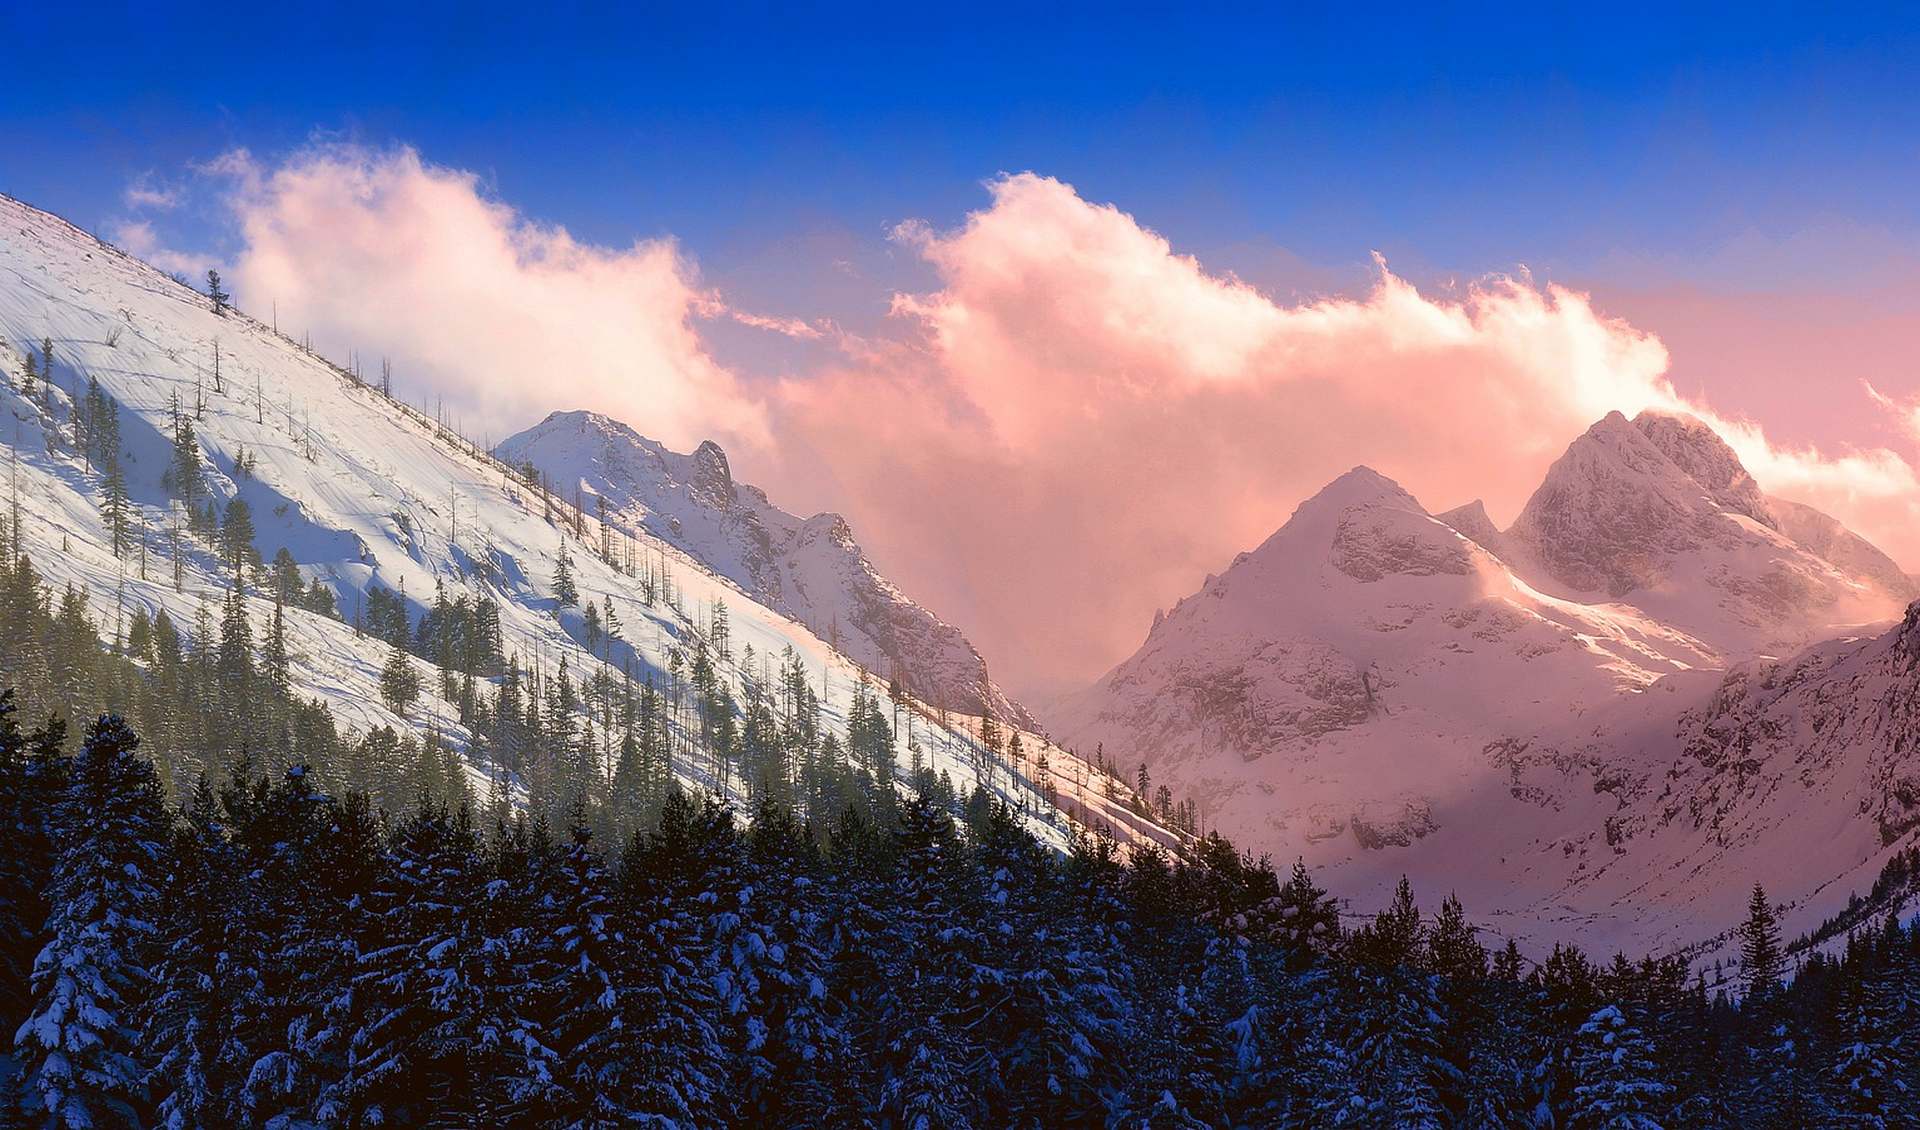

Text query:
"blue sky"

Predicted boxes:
[[10, 3, 1920, 296], [12, 3, 1920, 692]]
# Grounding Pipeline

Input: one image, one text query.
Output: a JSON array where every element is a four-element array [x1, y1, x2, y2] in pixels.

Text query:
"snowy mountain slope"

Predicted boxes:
[[1052, 413, 1916, 954], [0, 192, 1151, 850], [1048, 467, 1717, 917], [1495, 607, 1920, 961], [496, 410, 1033, 727], [1768, 496, 1917, 604]]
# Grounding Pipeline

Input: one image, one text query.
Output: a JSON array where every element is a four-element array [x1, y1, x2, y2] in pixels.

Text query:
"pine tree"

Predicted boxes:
[[162, 410, 205, 507], [1739, 883, 1782, 1000], [102, 457, 129, 559], [1567, 1004, 1670, 1129], [336, 801, 520, 1124], [1831, 919, 1915, 1129], [380, 645, 421, 717], [14, 714, 168, 1129], [145, 776, 264, 1129], [1274, 858, 1341, 969], [0, 696, 61, 1049], [552, 541, 577, 606], [205, 270, 228, 315], [219, 498, 258, 585], [610, 792, 733, 1124]]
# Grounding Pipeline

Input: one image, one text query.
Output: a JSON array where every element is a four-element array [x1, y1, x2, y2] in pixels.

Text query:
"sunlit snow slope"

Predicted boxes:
[[0, 193, 1158, 851]]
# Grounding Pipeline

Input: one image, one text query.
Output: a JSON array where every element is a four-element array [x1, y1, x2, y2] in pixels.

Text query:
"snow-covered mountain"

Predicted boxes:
[[496, 410, 1034, 728], [0, 192, 1151, 850], [1502, 410, 1907, 657], [1052, 409, 1918, 954]]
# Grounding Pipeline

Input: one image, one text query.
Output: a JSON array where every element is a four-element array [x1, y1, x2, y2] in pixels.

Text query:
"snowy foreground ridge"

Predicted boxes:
[[0, 192, 1164, 853], [495, 409, 1036, 729], [1054, 407, 1920, 959]]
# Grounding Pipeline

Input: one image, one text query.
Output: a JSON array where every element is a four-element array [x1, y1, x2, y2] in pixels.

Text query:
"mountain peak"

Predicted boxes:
[[1435, 499, 1505, 556], [1508, 410, 1741, 597], [1630, 410, 1774, 527], [1303, 465, 1423, 512]]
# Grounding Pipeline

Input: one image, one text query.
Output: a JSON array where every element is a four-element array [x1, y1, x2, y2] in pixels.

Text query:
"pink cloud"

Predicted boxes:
[[772, 174, 1920, 695], [213, 144, 768, 452], [111, 219, 216, 279], [180, 156, 1920, 698], [1866, 382, 1920, 444]]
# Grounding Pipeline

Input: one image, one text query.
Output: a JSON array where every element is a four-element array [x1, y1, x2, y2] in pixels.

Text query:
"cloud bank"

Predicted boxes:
[[779, 174, 1920, 693], [173, 153, 1920, 696], [214, 145, 768, 452]]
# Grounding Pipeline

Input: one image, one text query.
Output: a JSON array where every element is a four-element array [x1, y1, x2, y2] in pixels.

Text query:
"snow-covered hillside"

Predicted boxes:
[[496, 410, 1034, 727], [0, 193, 1156, 851], [1053, 410, 1919, 956]]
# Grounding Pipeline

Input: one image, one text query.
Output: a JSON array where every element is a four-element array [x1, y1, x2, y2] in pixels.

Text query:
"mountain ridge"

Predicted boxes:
[[496, 409, 1035, 728], [1052, 410, 1918, 955]]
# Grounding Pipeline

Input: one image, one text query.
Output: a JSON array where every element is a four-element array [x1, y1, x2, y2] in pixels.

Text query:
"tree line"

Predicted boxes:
[[2, 692, 1916, 1128]]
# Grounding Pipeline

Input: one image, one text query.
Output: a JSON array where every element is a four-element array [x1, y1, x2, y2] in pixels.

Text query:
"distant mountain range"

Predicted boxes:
[[1051, 408, 1920, 956]]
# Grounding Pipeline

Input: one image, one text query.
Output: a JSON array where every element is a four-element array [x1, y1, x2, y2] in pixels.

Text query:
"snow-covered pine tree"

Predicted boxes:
[[970, 799, 1128, 1126], [13, 714, 168, 1129], [1336, 877, 1447, 1128], [609, 791, 730, 1124], [335, 800, 515, 1124], [871, 796, 989, 1127], [1831, 918, 1916, 1129], [144, 776, 265, 1129], [268, 785, 383, 1126], [1567, 1004, 1670, 1130], [552, 541, 578, 607], [0, 693, 58, 1048], [723, 801, 847, 1124]]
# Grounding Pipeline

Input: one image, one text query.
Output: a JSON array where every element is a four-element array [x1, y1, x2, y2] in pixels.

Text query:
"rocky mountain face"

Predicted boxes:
[[1502, 410, 1905, 658], [1052, 409, 1918, 954], [498, 410, 1033, 727]]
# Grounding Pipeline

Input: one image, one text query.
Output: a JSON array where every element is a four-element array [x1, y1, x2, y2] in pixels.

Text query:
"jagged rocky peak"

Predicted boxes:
[[1630, 409, 1774, 526], [689, 439, 735, 506], [1507, 410, 1733, 596], [1435, 498, 1505, 556], [795, 511, 858, 549]]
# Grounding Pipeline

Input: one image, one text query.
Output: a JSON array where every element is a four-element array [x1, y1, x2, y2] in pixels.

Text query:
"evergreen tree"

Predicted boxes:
[[162, 409, 206, 507], [219, 498, 258, 585], [380, 645, 421, 717], [1739, 883, 1783, 999], [205, 270, 228, 315], [145, 777, 263, 1129], [552, 541, 577, 607], [1567, 1004, 1670, 1129], [13, 714, 168, 1129]]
